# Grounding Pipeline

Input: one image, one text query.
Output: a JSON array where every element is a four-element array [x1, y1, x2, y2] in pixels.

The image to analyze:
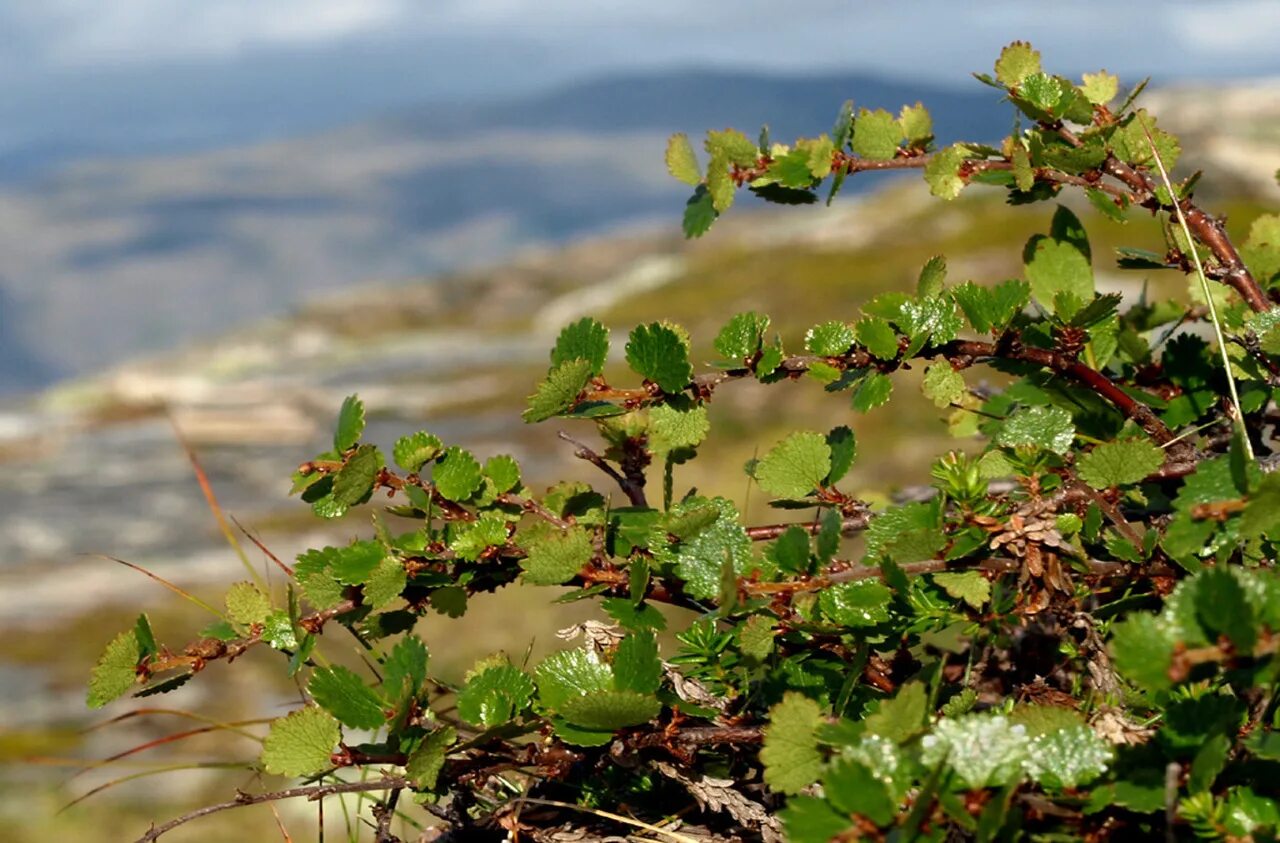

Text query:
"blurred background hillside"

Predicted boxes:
[[4, 2, 1280, 840]]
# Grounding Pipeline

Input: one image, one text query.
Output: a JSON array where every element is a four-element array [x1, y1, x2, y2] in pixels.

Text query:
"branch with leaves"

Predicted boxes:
[[82, 41, 1280, 843]]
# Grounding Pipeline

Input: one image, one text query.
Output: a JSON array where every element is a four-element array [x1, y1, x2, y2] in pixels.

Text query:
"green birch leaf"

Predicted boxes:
[[626, 323, 692, 393], [308, 665, 386, 730], [824, 760, 896, 825], [332, 444, 382, 508], [714, 311, 770, 361], [738, 614, 778, 662], [333, 394, 365, 452], [995, 41, 1042, 87], [997, 405, 1075, 454], [852, 371, 893, 412], [261, 611, 297, 651], [805, 321, 856, 356], [781, 797, 854, 843], [1077, 439, 1165, 488], [865, 681, 927, 744], [294, 548, 347, 609], [707, 153, 736, 212], [665, 133, 701, 186], [225, 582, 271, 626], [922, 362, 966, 408], [521, 524, 594, 585], [899, 102, 933, 145], [484, 454, 522, 493], [330, 540, 385, 585], [856, 317, 899, 360], [405, 726, 456, 790], [1111, 109, 1181, 171], [756, 431, 832, 499], [363, 556, 407, 609], [650, 399, 710, 452], [682, 186, 718, 239], [934, 570, 991, 609], [1012, 142, 1034, 192], [551, 317, 610, 376], [705, 128, 760, 167], [523, 358, 593, 423], [1195, 567, 1256, 653], [450, 511, 511, 562], [393, 431, 443, 472], [852, 108, 901, 161], [1081, 70, 1118, 105], [87, 629, 141, 709], [1110, 612, 1174, 693], [917, 255, 947, 298], [826, 425, 857, 484], [1024, 215, 1094, 317], [769, 526, 812, 574], [952, 282, 997, 333], [457, 665, 535, 729], [382, 635, 429, 699], [647, 496, 752, 600], [433, 446, 482, 502], [612, 632, 661, 694], [559, 690, 660, 730], [261, 707, 339, 777], [820, 581, 892, 627], [924, 143, 974, 200], [535, 649, 613, 710], [761, 692, 825, 795], [1241, 213, 1280, 284]]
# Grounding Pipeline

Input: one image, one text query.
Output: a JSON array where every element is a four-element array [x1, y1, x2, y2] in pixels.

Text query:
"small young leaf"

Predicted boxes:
[[382, 635, 429, 699], [933, 571, 991, 609], [520, 524, 594, 585], [523, 358, 593, 423], [761, 692, 825, 795], [865, 681, 928, 744], [648, 496, 752, 599], [649, 399, 710, 453], [612, 632, 662, 694], [852, 108, 901, 161], [393, 431, 443, 472], [851, 371, 894, 412], [333, 394, 365, 452], [820, 581, 892, 627], [917, 255, 947, 298], [363, 556, 407, 609], [756, 431, 832, 499], [457, 665, 536, 729], [805, 321, 856, 356], [682, 186, 718, 238], [924, 144, 975, 200], [484, 454, 522, 493], [87, 629, 141, 709], [922, 362, 966, 408], [995, 41, 1042, 87], [826, 425, 857, 484], [626, 322, 693, 393], [405, 726, 456, 790], [714, 311, 770, 361], [551, 317, 610, 376], [664, 133, 701, 186], [856, 317, 899, 360], [997, 405, 1075, 455], [225, 582, 271, 626], [899, 102, 933, 145], [1081, 70, 1118, 105], [308, 665, 387, 730], [332, 444, 382, 508], [433, 446, 483, 502], [261, 707, 340, 777], [1077, 439, 1165, 489]]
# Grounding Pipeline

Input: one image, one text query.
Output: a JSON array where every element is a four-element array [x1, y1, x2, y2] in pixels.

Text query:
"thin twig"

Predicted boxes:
[[557, 431, 647, 506], [134, 776, 412, 843]]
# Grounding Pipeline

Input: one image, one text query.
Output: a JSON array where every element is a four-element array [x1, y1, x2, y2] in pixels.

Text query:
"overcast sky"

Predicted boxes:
[[1, 1, 1278, 167]]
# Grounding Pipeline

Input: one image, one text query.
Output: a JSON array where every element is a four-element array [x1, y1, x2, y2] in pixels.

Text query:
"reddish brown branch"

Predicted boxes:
[[745, 513, 872, 541]]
